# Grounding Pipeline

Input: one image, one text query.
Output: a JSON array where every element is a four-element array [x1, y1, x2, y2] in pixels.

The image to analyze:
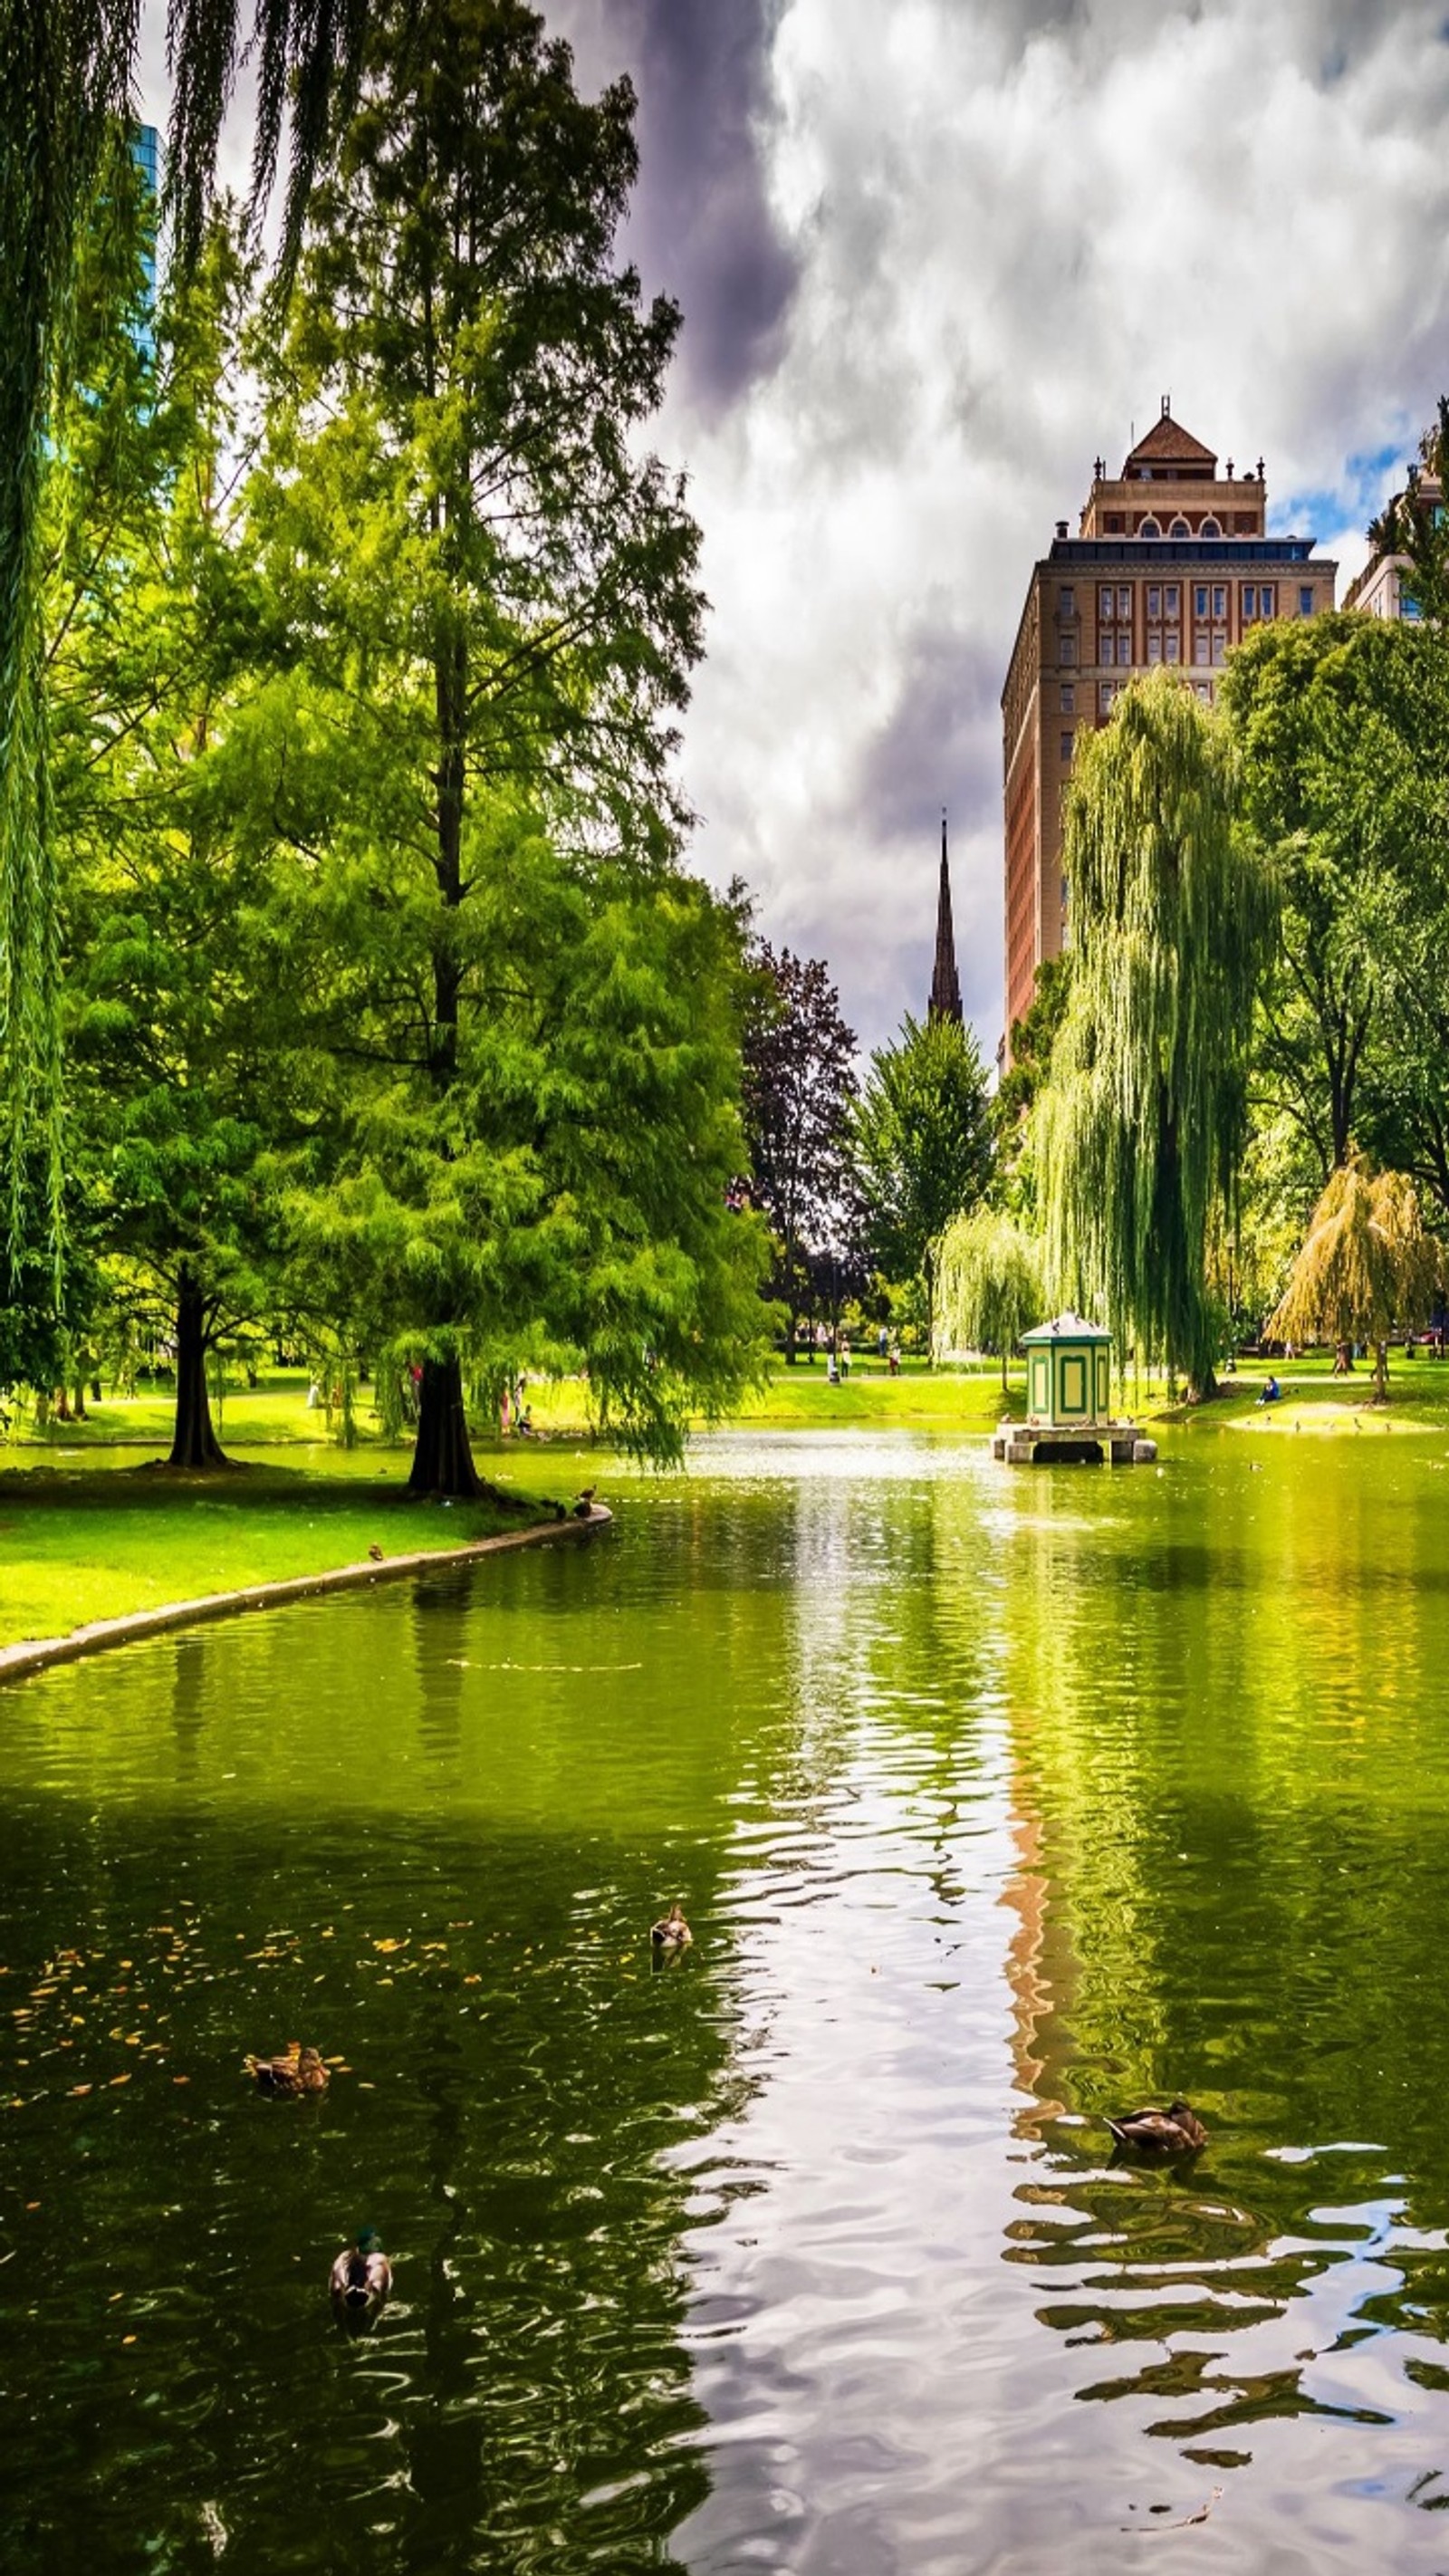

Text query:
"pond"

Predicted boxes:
[[5, 1425, 1449, 2572]]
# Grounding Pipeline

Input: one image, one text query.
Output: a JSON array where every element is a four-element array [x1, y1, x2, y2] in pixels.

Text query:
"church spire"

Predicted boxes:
[[929, 808, 963, 1024]]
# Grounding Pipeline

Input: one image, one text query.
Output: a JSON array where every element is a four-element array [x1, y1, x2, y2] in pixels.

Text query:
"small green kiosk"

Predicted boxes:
[[993, 1311, 1156, 1466], [1023, 1311, 1112, 1427]]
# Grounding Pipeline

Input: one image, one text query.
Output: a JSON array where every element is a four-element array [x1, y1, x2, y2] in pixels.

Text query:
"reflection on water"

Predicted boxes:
[[5, 1432, 1449, 2569]]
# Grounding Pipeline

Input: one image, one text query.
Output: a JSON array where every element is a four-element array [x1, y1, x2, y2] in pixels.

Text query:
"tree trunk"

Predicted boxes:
[[168, 1265, 227, 1469], [1375, 1338, 1389, 1404], [408, 1354, 483, 1498]]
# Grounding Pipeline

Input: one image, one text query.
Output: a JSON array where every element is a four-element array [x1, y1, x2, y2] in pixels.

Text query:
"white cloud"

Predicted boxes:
[[629, 0, 1449, 1051]]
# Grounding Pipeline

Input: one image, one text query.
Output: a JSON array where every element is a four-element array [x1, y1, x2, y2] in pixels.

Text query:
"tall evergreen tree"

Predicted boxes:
[[1039, 670, 1272, 1395], [245, 0, 761, 1488], [850, 1012, 993, 1353]]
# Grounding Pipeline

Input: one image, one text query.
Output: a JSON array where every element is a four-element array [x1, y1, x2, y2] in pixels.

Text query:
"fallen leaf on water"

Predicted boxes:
[[109, 2072, 131, 2086], [69, 2084, 92, 2098]]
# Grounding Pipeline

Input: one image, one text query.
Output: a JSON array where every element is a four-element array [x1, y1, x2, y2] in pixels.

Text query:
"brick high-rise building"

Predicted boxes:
[[1001, 402, 1339, 1049]]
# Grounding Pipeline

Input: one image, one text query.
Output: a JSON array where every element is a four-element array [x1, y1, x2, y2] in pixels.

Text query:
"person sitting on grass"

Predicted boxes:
[[1257, 1373, 1281, 1406]]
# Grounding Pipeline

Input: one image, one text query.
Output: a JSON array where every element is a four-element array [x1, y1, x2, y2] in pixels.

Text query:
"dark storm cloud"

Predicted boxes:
[[854, 621, 1003, 851], [557, 0, 799, 412]]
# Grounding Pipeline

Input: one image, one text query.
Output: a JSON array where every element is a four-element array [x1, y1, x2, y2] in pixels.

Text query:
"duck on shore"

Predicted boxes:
[[331, 2226, 392, 2321], [1106, 2099, 1206, 2153], [245, 2043, 330, 2097], [650, 1902, 692, 1952]]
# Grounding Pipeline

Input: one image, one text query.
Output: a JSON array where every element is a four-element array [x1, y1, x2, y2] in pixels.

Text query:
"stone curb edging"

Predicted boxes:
[[0, 1505, 613, 1689]]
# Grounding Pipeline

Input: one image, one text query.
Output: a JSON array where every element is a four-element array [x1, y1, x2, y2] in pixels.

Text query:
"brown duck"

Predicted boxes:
[[245, 2042, 331, 2097], [1106, 2098, 1206, 2153], [650, 1902, 692, 1952], [331, 2226, 392, 2321]]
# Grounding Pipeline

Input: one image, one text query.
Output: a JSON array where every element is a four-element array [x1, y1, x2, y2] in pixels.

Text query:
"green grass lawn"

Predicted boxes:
[[0, 1458, 579, 1655]]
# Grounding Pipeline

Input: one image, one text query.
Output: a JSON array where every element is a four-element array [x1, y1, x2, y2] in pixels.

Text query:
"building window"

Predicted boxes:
[[1117, 587, 1132, 620], [1138, 516, 1162, 538], [1165, 584, 1180, 614], [1147, 585, 1161, 619], [1212, 630, 1226, 665], [1195, 586, 1209, 618], [1059, 586, 1075, 615], [1060, 635, 1077, 664], [1195, 681, 1213, 704], [1166, 630, 1181, 662], [1103, 513, 1125, 533], [1212, 586, 1226, 619], [1099, 682, 1116, 715], [1298, 586, 1312, 617], [1099, 630, 1114, 665], [1060, 683, 1075, 713], [1243, 584, 1257, 620], [1200, 516, 1222, 538], [1193, 630, 1210, 665], [1147, 632, 1162, 664], [1169, 517, 1190, 537], [1060, 732, 1074, 762], [1099, 585, 1115, 619]]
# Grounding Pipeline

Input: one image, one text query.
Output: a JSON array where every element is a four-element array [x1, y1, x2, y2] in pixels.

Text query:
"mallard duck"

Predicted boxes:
[[245, 2042, 330, 2097], [330, 2226, 392, 2320], [1106, 2098, 1206, 2153], [368, 1543, 385, 1562], [650, 1902, 692, 1952]]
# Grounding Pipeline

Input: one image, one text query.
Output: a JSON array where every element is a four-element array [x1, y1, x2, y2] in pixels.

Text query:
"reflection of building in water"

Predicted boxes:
[[998, 1786, 1074, 2134]]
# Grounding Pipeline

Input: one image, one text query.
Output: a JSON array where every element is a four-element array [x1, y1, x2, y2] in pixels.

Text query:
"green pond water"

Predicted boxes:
[[5, 1426, 1449, 2573]]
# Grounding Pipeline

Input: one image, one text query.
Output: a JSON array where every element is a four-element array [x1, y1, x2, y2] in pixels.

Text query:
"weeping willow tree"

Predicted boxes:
[[934, 1206, 1042, 1389], [1038, 670, 1273, 1397], [0, 0, 367, 1253], [1266, 1158, 1441, 1404]]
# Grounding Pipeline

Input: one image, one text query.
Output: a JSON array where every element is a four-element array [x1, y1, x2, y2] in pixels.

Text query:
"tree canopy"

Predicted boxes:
[[0, 0, 374, 1241], [1039, 670, 1272, 1393], [851, 1010, 993, 1352], [740, 941, 859, 1360], [934, 1205, 1042, 1388], [1266, 1158, 1440, 1403]]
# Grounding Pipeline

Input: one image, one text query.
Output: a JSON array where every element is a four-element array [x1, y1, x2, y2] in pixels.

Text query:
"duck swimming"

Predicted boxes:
[[650, 1902, 692, 1951], [245, 2042, 330, 2097], [330, 2226, 392, 2321], [1106, 2099, 1206, 2153]]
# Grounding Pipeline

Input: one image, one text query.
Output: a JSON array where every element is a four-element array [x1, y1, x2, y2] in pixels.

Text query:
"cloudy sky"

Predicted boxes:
[[139, 0, 1449, 1058]]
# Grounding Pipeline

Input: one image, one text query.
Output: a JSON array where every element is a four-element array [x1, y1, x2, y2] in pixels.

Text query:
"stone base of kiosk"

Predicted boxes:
[[992, 1422, 1156, 1466]]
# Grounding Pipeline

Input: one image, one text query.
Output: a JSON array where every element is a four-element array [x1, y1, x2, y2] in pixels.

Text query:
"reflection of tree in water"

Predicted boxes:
[[411, 1570, 474, 1775], [996, 1455, 1449, 2469], [169, 1632, 208, 1780]]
